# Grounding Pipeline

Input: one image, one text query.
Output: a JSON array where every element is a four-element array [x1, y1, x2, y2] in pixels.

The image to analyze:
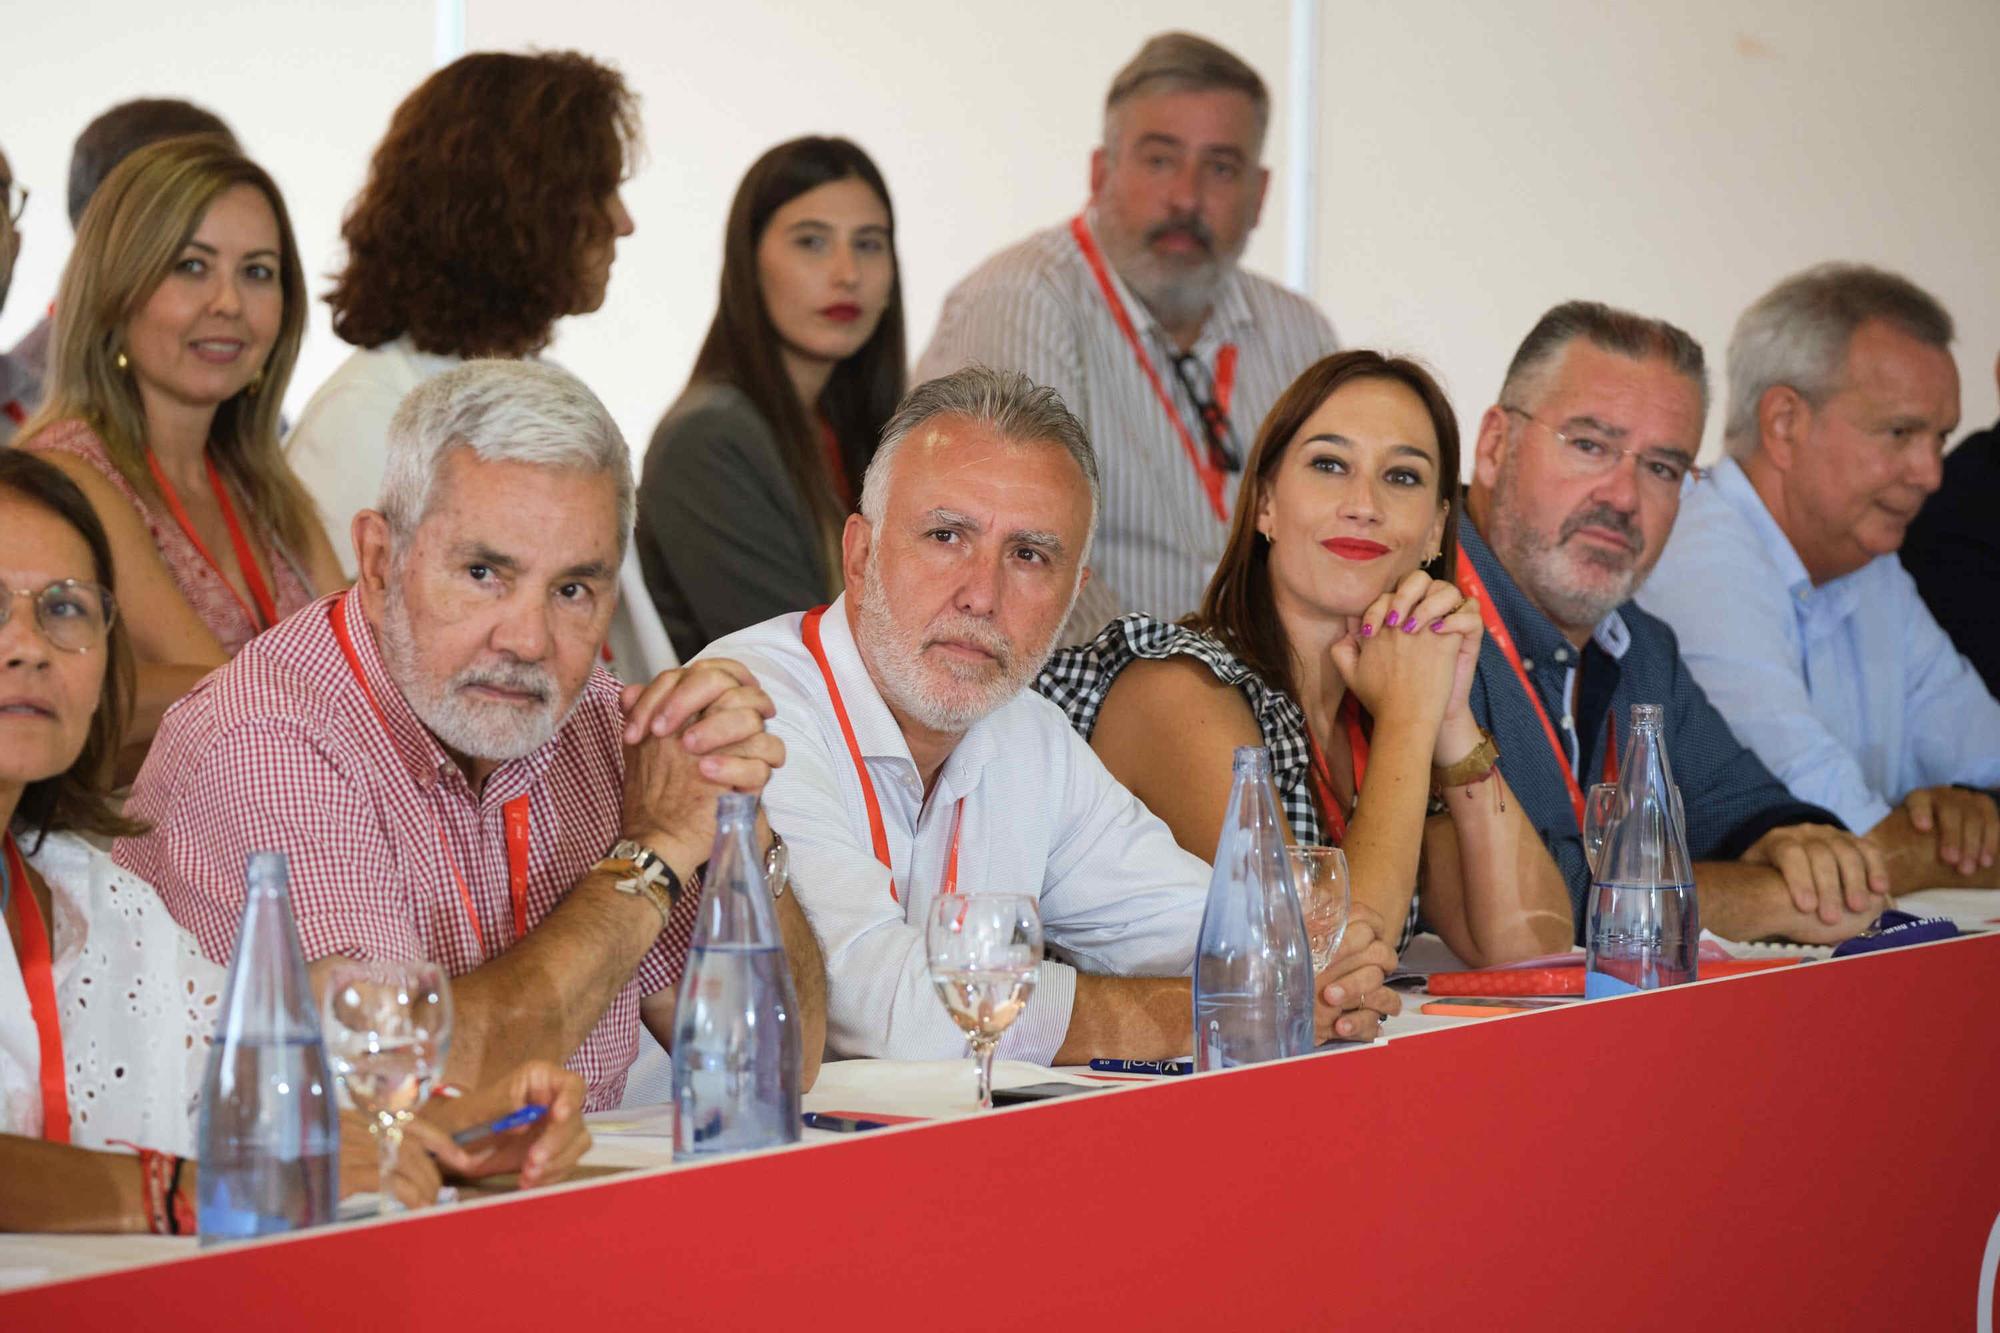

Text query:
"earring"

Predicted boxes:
[[115, 350, 129, 371], [246, 367, 264, 398]]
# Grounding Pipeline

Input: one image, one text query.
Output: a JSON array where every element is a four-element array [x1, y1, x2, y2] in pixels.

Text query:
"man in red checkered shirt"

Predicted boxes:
[[117, 361, 826, 1109]]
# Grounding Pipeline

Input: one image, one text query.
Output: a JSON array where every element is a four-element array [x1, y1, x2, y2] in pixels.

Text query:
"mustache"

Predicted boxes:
[[1144, 215, 1215, 253], [922, 616, 1012, 668], [1560, 503, 1644, 556], [452, 661, 555, 703]]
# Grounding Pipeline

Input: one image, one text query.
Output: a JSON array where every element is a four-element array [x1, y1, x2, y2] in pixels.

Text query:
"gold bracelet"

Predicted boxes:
[[1432, 728, 1500, 791]]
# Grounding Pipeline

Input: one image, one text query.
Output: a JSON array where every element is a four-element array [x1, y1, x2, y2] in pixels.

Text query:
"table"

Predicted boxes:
[[4, 930, 1996, 1328]]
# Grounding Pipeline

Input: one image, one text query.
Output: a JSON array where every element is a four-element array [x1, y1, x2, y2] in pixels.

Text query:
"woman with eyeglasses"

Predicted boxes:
[[0, 451, 591, 1231], [15, 136, 343, 753], [637, 136, 904, 661], [1039, 351, 1573, 967]]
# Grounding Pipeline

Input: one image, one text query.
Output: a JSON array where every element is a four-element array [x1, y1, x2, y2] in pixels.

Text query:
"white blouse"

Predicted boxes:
[[1, 831, 222, 1156]]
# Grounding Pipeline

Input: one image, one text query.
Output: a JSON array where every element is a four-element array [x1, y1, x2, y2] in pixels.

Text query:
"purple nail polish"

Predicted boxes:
[[1384, 611, 1400, 629], [1403, 614, 1421, 633], [1429, 618, 1446, 631], [1359, 623, 1374, 638]]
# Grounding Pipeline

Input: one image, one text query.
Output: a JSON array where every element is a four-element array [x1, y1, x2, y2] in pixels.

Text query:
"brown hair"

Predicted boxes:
[[327, 51, 641, 359], [690, 136, 905, 582], [67, 97, 237, 225], [1190, 350, 1462, 765], [0, 450, 145, 845], [19, 136, 321, 560]]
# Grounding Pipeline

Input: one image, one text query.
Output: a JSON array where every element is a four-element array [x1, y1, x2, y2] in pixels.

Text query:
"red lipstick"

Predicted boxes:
[[820, 303, 862, 323], [1322, 538, 1390, 561]]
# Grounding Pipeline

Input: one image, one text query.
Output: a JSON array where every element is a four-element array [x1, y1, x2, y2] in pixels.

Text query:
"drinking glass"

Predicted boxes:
[[1287, 845, 1351, 974], [1583, 783, 1624, 876], [925, 895, 1043, 1110], [321, 961, 452, 1215]]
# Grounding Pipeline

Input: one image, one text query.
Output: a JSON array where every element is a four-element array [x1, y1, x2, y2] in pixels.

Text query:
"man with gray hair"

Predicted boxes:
[[701, 366, 1401, 1064], [1638, 263, 2000, 887], [916, 31, 1338, 640], [1462, 300, 1900, 945], [120, 360, 827, 1110]]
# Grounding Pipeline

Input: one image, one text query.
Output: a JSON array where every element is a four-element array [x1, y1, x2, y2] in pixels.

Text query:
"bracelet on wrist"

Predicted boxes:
[[1432, 727, 1500, 791]]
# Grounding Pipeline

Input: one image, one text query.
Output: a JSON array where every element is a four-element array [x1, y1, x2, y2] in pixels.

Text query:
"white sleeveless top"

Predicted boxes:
[[1, 831, 222, 1155]]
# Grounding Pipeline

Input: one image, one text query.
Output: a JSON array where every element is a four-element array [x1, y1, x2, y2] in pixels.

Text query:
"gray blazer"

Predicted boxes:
[[637, 381, 833, 661]]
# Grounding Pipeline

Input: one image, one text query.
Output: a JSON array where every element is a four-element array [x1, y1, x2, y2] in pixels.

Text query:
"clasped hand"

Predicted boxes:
[[619, 658, 785, 863], [1328, 570, 1485, 760]]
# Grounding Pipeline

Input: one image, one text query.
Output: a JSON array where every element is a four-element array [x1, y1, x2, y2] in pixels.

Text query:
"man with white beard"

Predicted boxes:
[[119, 360, 826, 1109], [701, 367, 1400, 1062]]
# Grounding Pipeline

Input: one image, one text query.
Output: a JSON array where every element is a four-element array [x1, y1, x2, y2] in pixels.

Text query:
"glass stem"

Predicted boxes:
[[376, 1119, 405, 1216], [972, 1038, 998, 1110]]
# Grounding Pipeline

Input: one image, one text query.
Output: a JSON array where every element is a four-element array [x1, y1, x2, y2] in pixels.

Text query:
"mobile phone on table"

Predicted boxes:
[[1420, 997, 1566, 1017], [988, 1082, 1103, 1106]]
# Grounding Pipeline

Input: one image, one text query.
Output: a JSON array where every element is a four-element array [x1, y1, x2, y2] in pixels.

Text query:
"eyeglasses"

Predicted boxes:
[[2, 178, 26, 225], [1501, 406, 1701, 489], [1, 579, 118, 653], [1169, 352, 1244, 473]]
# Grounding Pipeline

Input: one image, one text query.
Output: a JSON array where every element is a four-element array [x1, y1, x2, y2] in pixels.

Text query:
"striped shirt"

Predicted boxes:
[[915, 219, 1338, 635], [115, 590, 696, 1111]]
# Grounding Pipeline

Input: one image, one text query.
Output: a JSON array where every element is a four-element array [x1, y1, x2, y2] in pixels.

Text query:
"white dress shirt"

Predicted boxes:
[[700, 599, 1211, 1063]]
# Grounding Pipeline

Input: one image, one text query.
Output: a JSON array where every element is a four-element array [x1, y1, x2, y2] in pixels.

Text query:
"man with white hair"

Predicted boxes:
[[119, 360, 826, 1109], [1638, 264, 2000, 887], [916, 31, 1338, 638], [701, 366, 1400, 1063]]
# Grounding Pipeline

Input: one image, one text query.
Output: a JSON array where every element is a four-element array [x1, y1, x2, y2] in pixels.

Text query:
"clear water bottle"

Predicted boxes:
[[672, 794, 801, 1159], [1193, 746, 1315, 1069], [1585, 704, 1700, 997], [196, 851, 340, 1244]]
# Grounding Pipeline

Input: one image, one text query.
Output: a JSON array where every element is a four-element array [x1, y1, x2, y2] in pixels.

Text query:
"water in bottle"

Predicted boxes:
[[1193, 746, 1315, 1069], [196, 851, 340, 1244], [1585, 704, 1700, 998], [672, 794, 802, 1158]]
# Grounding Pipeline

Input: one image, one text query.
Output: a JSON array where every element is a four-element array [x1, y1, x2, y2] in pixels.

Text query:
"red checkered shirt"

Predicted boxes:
[[116, 590, 696, 1110]]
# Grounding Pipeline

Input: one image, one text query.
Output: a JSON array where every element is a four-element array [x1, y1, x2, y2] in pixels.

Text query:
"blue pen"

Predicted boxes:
[[1088, 1058, 1194, 1076], [452, 1103, 549, 1147]]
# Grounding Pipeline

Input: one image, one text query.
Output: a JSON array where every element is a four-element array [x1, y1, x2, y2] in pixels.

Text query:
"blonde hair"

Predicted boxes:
[[18, 135, 320, 558]]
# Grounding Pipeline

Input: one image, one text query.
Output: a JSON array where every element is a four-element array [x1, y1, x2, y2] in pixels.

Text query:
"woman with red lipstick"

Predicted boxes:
[[1041, 351, 1574, 966], [0, 451, 591, 1230], [638, 136, 905, 661], [15, 137, 342, 752]]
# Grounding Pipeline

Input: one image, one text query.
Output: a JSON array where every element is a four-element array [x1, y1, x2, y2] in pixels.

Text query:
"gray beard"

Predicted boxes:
[[1487, 465, 1648, 635], [375, 584, 577, 765]]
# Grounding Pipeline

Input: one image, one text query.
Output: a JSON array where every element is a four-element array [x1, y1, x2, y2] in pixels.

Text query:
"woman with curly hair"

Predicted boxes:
[[286, 51, 640, 574], [638, 136, 904, 659], [16, 136, 343, 748]]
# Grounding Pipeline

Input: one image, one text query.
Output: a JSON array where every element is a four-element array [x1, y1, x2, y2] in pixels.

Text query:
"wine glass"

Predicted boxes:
[[1583, 783, 1624, 876], [321, 961, 453, 1215], [1287, 845, 1351, 974], [925, 895, 1043, 1110]]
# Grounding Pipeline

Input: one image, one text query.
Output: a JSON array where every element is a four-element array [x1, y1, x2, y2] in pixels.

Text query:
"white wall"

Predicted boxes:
[[1315, 0, 2000, 458], [4, 1, 1995, 472]]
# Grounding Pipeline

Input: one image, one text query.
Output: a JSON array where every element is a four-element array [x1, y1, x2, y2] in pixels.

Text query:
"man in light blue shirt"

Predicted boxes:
[[1639, 264, 2000, 886]]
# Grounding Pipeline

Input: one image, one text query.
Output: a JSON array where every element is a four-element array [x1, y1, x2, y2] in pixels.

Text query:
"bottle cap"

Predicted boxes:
[[1231, 745, 1273, 775]]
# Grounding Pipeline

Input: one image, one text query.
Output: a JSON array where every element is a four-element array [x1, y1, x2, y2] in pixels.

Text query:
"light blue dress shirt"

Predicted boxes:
[[1636, 457, 2000, 833]]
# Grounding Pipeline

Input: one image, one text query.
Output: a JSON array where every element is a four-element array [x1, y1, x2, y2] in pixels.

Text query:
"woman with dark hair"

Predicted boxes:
[[17, 136, 343, 748], [0, 450, 590, 1229], [1039, 351, 1572, 966], [637, 135, 904, 660], [286, 50, 640, 574]]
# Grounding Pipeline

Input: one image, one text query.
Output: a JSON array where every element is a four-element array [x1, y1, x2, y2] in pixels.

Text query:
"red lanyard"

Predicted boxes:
[[1456, 551, 1616, 827], [800, 605, 963, 903], [818, 417, 855, 512], [329, 594, 531, 958], [4, 834, 70, 1144], [1069, 213, 1238, 524], [146, 452, 281, 631], [1304, 694, 1370, 846]]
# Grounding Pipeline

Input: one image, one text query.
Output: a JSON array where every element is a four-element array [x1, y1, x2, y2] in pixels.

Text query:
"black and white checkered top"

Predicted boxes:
[[1037, 614, 1420, 948]]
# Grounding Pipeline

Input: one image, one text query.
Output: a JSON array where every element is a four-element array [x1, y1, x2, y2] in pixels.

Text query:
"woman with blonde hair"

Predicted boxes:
[[16, 135, 342, 745]]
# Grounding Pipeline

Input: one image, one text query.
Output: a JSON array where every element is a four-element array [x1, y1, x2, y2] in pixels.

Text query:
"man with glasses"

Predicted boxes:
[[915, 32, 1337, 640], [1461, 300, 1893, 944], [1638, 265, 2000, 889], [0, 142, 35, 442]]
